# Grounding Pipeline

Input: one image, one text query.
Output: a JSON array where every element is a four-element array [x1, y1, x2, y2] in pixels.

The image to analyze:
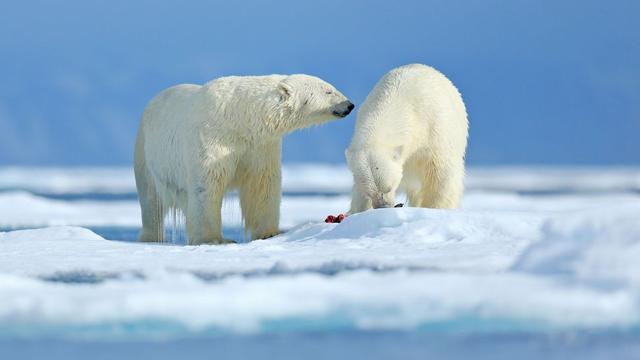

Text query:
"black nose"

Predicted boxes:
[[347, 102, 355, 112], [333, 101, 355, 117]]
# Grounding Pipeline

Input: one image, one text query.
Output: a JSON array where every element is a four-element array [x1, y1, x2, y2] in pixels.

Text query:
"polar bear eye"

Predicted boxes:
[[325, 90, 333, 95]]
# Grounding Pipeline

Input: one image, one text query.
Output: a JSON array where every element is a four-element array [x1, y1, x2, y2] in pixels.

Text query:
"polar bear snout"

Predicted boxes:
[[372, 199, 395, 209], [371, 191, 396, 209], [332, 101, 355, 117]]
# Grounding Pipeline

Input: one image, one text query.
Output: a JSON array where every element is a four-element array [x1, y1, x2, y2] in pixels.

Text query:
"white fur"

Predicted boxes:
[[346, 64, 468, 213], [135, 74, 352, 244]]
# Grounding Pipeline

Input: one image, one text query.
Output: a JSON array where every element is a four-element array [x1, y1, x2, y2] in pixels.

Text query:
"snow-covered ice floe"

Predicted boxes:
[[0, 191, 351, 229], [0, 187, 638, 229], [0, 165, 639, 340], [1, 202, 639, 339], [1, 165, 639, 195], [0, 165, 354, 195]]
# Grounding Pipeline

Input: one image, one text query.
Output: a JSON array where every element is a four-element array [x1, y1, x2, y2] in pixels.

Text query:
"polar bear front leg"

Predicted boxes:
[[348, 186, 372, 214], [405, 188, 423, 208], [185, 182, 226, 245], [422, 159, 465, 209], [239, 141, 282, 240]]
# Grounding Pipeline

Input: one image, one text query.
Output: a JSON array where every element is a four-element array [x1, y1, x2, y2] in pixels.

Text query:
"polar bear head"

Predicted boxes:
[[276, 75, 354, 128], [346, 146, 404, 209]]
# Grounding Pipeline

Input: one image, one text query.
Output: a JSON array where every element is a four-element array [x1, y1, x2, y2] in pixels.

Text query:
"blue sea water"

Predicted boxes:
[[1, 331, 639, 360], [87, 226, 245, 246]]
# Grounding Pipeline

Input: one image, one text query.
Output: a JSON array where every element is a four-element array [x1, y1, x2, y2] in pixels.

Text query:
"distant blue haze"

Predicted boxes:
[[0, 0, 638, 165]]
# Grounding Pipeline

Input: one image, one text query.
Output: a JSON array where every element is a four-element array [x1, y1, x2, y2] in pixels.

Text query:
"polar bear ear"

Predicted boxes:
[[277, 82, 293, 102]]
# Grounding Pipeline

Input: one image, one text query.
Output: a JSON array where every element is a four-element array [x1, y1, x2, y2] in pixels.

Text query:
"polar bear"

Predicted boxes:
[[346, 64, 468, 213], [135, 74, 354, 244]]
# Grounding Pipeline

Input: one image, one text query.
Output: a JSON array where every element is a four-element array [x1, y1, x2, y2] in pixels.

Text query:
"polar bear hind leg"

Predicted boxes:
[[134, 132, 166, 242], [421, 158, 464, 209]]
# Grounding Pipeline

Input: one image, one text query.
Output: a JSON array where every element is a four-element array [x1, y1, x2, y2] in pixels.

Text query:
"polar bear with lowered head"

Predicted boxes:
[[346, 64, 468, 213], [135, 74, 354, 244]]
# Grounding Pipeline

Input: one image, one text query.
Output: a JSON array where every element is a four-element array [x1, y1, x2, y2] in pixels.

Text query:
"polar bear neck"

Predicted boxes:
[[200, 76, 302, 142]]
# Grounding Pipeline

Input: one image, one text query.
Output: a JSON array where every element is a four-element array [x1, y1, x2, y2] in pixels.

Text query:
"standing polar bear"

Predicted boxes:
[[135, 74, 354, 244], [346, 64, 468, 213]]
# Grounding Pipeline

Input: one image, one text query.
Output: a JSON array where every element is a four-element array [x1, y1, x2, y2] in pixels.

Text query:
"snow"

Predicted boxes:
[[513, 204, 640, 285], [1, 206, 640, 338], [0, 165, 639, 340], [0, 191, 140, 227], [0, 167, 135, 195], [467, 167, 640, 193], [0, 165, 353, 195], [0, 208, 542, 277]]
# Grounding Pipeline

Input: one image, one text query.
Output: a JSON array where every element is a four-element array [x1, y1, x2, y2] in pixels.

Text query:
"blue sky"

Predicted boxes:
[[0, 0, 638, 165]]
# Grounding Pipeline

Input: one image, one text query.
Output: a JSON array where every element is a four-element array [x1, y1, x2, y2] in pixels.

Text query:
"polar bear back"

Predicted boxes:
[[140, 84, 204, 192], [139, 76, 289, 191], [352, 64, 468, 157]]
